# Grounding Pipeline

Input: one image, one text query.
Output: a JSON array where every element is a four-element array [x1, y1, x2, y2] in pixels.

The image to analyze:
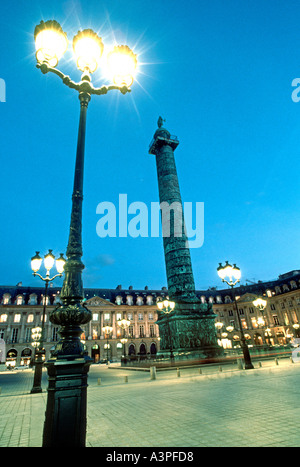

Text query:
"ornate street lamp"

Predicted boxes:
[[157, 299, 176, 361], [30, 250, 65, 394], [102, 325, 113, 364], [117, 318, 131, 363], [33, 19, 137, 447], [217, 262, 254, 370]]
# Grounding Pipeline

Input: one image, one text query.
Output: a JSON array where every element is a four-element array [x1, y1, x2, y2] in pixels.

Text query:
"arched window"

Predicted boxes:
[[150, 343, 157, 355], [128, 343, 136, 355], [139, 343, 146, 355]]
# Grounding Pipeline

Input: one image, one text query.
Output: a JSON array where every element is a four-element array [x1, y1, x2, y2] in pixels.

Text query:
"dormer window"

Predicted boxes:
[[29, 294, 37, 305], [126, 295, 133, 306], [3, 294, 11, 305], [16, 295, 24, 305], [136, 296, 143, 306], [116, 295, 123, 305], [146, 296, 153, 305]]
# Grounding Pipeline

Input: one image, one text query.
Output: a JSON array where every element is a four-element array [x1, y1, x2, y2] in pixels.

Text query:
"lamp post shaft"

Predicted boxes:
[[42, 91, 92, 447], [232, 290, 254, 370]]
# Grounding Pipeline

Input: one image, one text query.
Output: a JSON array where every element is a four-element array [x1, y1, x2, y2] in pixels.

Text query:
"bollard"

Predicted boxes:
[[177, 368, 181, 377], [258, 361, 262, 368], [199, 368, 202, 375], [290, 357, 294, 364], [219, 366, 223, 372], [97, 378, 101, 385], [150, 366, 156, 380], [124, 376, 128, 383], [275, 358, 279, 366]]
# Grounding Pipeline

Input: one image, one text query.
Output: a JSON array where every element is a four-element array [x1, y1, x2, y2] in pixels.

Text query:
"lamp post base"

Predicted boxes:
[[42, 355, 92, 447]]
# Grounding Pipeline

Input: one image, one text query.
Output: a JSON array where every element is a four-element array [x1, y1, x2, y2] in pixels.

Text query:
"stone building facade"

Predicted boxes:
[[1, 270, 300, 367]]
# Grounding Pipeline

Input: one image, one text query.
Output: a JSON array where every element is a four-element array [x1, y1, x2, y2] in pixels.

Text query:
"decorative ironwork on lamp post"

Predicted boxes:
[[30, 250, 65, 394], [157, 299, 176, 361], [33, 19, 138, 447], [217, 261, 254, 370]]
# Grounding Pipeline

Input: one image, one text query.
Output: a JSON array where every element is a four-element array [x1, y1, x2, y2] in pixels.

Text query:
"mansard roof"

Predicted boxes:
[[0, 270, 299, 306]]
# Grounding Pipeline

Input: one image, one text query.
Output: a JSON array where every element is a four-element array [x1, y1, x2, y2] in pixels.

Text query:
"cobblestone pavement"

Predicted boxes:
[[1, 359, 300, 447]]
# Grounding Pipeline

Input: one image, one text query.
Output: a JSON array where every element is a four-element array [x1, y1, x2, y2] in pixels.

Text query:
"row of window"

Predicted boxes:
[[1, 323, 157, 345], [0, 327, 59, 344], [92, 324, 156, 340], [93, 312, 155, 322], [0, 311, 155, 324], [218, 312, 298, 330]]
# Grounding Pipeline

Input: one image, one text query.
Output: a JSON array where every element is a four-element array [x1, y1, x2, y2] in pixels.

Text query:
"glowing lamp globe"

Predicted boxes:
[[56, 253, 66, 274], [34, 20, 68, 67], [31, 252, 42, 273], [73, 29, 104, 73], [107, 45, 137, 87], [44, 250, 55, 271]]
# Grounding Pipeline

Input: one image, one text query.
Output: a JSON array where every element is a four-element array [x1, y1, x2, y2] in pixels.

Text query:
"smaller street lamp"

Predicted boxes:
[[102, 325, 113, 364], [157, 299, 176, 361], [30, 250, 66, 393], [117, 318, 131, 363], [253, 297, 268, 346], [120, 338, 128, 360], [217, 262, 254, 370]]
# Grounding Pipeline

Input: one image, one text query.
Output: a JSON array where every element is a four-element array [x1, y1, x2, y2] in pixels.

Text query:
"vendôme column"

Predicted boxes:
[[149, 117, 222, 360]]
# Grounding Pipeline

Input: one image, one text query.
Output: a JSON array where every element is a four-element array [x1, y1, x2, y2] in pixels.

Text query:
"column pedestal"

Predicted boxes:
[[156, 300, 223, 361]]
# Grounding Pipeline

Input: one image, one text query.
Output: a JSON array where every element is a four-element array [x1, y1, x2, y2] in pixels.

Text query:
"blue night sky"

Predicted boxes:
[[0, 0, 300, 291]]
